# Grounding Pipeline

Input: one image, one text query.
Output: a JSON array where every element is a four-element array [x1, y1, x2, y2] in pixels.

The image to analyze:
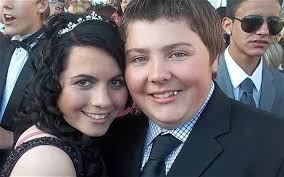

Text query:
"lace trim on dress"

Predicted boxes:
[[0, 137, 84, 177]]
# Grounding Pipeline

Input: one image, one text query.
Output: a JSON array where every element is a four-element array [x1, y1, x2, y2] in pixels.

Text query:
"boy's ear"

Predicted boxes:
[[222, 17, 233, 36], [211, 55, 219, 79], [36, 0, 49, 14], [211, 55, 219, 73]]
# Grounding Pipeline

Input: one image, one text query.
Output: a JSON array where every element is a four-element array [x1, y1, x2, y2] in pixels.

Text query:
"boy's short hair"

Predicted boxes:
[[121, 0, 224, 62], [216, 6, 226, 21], [226, 0, 282, 18]]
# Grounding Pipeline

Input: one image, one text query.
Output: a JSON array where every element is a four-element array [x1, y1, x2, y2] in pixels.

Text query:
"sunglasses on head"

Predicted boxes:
[[232, 15, 284, 35], [55, 7, 64, 10]]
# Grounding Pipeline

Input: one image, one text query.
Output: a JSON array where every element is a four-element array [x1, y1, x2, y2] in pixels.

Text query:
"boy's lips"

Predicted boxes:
[[3, 14, 16, 25]]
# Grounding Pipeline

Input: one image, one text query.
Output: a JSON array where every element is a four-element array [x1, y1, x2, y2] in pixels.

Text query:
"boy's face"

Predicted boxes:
[[223, 0, 281, 58], [124, 18, 217, 129], [3, 0, 47, 36], [54, 3, 64, 15]]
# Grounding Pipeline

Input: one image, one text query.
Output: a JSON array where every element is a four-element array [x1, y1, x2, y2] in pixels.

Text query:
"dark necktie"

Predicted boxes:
[[239, 78, 256, 107], [140, 134, 181, 177]]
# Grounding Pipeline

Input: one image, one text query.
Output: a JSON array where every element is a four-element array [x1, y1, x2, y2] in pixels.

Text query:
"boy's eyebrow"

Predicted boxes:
[[161, 42, 193, 52], [125, 48, 148, 55], [125, 42, 193, 55]]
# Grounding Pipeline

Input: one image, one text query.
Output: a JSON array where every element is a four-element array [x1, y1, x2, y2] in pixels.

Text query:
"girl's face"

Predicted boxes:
[[58, 46, 128, 137]]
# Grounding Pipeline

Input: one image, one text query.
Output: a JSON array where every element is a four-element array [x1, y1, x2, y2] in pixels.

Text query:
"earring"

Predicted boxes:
[[227, 31, 232, 35]]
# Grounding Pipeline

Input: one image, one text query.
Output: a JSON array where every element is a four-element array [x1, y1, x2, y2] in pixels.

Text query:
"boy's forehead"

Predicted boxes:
[[235, 0, 281, 16], [125, 18, 193, 38], [237, 0, 280, 9], [124, 18, 201, 49]]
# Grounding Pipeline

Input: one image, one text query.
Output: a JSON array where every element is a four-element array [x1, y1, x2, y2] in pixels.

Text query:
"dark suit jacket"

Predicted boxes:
[[0, 33, 42, 132], [215, 53, 284, 117], [103, 86, 284, 177], [0, 33, 14, 111], [0, 31, 43, 167]]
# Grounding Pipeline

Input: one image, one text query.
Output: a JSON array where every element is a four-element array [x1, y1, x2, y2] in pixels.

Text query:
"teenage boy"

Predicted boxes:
[[0, 0, 48, 165], [103, 0, 284, 176], [215, 0, 284, 116]]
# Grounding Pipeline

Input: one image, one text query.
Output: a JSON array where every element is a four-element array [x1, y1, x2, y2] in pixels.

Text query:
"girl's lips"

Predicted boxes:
[[81, 111, 111, 125]]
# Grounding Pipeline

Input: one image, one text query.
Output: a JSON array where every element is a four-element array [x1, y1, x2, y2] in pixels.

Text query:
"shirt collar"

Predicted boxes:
[[0, 23, 4, 30], [224, 47, 262, 91], [11, 33, 33, 42]]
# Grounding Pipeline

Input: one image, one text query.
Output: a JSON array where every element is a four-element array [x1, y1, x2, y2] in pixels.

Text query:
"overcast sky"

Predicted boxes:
[[207, 0, 227, 8]]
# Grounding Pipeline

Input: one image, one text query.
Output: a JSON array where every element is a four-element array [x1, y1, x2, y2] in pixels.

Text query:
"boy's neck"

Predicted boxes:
[[18, 25, 44, 38], [228, 45, 261, 76]]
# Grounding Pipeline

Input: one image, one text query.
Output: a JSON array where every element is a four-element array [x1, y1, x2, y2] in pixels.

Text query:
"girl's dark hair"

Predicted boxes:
[[17, 13, 125, 177]]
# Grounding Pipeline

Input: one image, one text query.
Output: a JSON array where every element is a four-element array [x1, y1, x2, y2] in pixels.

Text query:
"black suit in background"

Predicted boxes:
[[103, 85, 284, 177], [0, 29, 43, 132], [0, 33, 14, 168], [0, 33, 14, 113], [0, 30, 43, 167]]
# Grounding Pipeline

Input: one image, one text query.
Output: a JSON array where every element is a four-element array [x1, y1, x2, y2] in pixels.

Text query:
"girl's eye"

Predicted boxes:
[[75, 80, 92, 88], [109, 79, 125, 89]]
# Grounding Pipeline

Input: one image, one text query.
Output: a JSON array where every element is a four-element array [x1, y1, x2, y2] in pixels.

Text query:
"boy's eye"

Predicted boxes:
[[169, 52, 187, 59], [132, 56, 147, 63]]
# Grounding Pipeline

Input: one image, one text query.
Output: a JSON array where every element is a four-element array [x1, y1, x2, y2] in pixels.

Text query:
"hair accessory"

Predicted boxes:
[[58, 12, 107, 35]]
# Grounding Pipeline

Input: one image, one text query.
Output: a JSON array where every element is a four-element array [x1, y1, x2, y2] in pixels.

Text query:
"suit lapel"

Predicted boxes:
[[0, 38, 15, 111], [167, 86, 231, 177], [118, 115, 148, 177], [259, 62, 275, 112], [215, 54, 235, 99], [1, 57, 32, 128]]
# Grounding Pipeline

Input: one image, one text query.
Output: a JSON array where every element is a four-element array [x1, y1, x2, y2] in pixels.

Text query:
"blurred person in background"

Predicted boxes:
[[105, 0, 123, 26], [264, 41, 284, 71], [0, 0, 48, 168], [82, 0, 93, 14], [54, 1, 65, 15], [95, 4, 115, 18], [120, 0, 130, 13], [112, 3, 123, 26], [68, 1, 86, 14], [64, 0, 76, 12], [216, 0, 284, 116]]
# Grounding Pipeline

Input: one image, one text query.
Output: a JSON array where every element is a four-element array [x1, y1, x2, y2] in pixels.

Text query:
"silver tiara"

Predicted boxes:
[[58, 12, 107, 35]]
